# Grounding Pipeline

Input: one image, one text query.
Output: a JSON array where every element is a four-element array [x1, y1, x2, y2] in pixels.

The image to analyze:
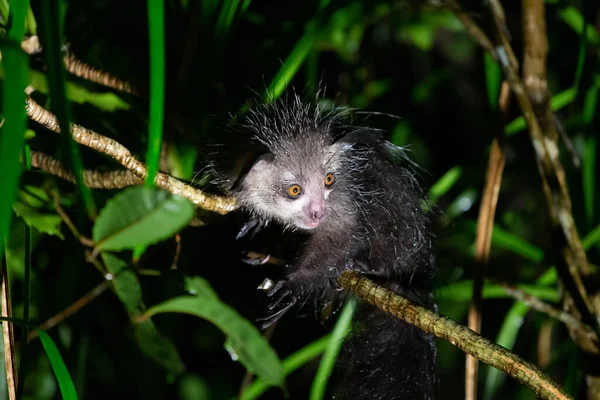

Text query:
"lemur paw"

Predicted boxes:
[[236, 217, 267, 240], [256, 279, 297, 330]]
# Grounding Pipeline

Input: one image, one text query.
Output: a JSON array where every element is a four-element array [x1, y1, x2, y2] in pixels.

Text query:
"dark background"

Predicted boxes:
[[3, 0, 600, 399]]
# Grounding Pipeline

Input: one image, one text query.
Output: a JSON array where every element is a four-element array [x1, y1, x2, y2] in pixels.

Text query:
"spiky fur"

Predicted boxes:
[[211, 95, 437, 399]]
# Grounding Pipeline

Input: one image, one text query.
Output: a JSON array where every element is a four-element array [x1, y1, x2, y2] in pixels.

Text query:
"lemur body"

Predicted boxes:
[[211, 96, 437, 399]]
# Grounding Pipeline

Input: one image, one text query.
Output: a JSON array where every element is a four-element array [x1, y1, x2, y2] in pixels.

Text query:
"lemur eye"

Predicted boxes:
[[287, 184, 302, 198], [324, 173, 335, 187]]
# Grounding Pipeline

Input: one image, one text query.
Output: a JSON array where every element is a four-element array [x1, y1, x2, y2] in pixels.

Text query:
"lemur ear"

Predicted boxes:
[[335, 128, 384, 149], [230, 153, 275, 191]]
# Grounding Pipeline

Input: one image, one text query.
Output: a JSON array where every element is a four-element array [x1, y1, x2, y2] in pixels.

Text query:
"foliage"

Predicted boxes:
[[0, 0, 599, 399]]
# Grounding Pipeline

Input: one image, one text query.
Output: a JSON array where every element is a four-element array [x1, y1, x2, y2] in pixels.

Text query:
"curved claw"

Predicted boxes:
[[257, 280, 297, 330], [236, 218, 267, 240], [241, 252, 271, 266]]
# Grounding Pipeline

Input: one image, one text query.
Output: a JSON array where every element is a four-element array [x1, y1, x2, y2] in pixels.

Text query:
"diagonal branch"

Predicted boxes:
[[21, 36, 142, 96], [339, 270, 573, 400], [25, 96, 238, 215], [30, 150, 143, 189]]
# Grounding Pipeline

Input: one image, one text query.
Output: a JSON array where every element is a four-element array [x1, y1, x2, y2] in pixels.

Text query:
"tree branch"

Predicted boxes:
[[25, 96, 238, 215], [339, 270, 573, 400], [30, 150, 143, 189], [21, 36, 142, 96]]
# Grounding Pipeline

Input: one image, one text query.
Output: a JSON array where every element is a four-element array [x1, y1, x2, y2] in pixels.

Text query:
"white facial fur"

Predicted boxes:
[[238, 142, 344, 230]]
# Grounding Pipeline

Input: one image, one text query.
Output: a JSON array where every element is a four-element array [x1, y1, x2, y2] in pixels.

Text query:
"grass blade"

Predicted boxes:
[[309, 299, 356, 400], [583, 136, 596, 224], [240, 335, 331, 400], [428, 166, 462, 202], [37, 329, 78, 400], [0, 0, 29, 261], [265, 19, 323, 101], [145, 0, 166, 187], [39, 0, 96, 218], [484, 53, 501, 110]]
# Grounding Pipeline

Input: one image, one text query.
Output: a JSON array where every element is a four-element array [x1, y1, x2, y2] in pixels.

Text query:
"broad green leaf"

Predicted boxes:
[[101, 253, 143, 315], [37, 329, 78, 400], [185, 276, 218, 299], [240, 335, 331, 400], [92, 186, 194, 251], [12, 202, 64, 239], [145, 284, 284, 387], [309, 299, 355, 400], [135, 320, 186, 373]]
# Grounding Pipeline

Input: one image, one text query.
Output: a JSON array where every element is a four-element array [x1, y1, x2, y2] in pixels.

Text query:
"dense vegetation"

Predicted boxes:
[[1, 0, 599, 399]]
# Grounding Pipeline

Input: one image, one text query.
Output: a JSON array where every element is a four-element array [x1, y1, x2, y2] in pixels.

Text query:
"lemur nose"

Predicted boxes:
[[312, 209, 325, 222]]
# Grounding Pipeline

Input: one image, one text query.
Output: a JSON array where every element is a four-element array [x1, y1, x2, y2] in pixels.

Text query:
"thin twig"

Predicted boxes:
[[1, 262, 17, 400], [20, 36, 142, 96], [466, 81, 509, 400], [51, 191, 95, 247], [25, 96, 238, 215], [28, 281, 110, 341], [339, 270, 572, 400], [500, 283, 598, 344]]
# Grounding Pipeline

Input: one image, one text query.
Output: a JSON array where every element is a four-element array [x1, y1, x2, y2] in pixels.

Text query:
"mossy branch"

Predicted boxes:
[[338, 270, 573, 400], [25, 96, 238, 215]]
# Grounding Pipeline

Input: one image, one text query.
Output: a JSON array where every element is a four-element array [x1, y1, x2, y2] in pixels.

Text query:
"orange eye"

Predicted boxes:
[[287, 185, 302, 198], [324, 173, 335, 186]]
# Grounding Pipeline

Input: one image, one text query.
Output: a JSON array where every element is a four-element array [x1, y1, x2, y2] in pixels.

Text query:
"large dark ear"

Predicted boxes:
[[230, 153, 274, 191], [335, 128, 384, 148]]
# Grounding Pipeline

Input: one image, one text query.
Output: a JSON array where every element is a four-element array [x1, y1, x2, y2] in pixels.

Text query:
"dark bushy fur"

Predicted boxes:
[[212, 96, 437, 399]]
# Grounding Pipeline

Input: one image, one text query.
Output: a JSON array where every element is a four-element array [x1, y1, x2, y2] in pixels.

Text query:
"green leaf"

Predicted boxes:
[[484, 53, 501, 110], [240, 335, 331, 400], [0, 0, 29, 261], [167, 141, 198, 180], [309, 299, 355, 400], [101, 253, 143, 315], [145, 282, 284, 387], [134, 320, 186, 373], [185, 276, 218, 299], [558, 6, 600, 45], [265, 18, 322, 102], [37, 329, 78, 400], [92, 186, 194, 251], [12, 202, 64, 239], [28, 70, 131, 112], [428, 166, 462, 202]]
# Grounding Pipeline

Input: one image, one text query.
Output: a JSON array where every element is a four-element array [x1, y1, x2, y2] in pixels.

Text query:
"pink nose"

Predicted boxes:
[[308, 202, 326, 223]]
